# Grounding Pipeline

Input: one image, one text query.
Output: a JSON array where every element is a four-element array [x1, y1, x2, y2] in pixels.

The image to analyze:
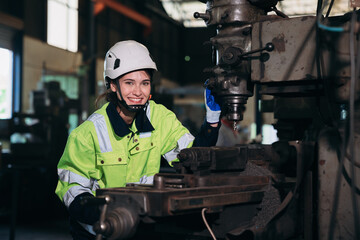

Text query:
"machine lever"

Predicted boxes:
[[91, 195, 111, 240], [193, 12, 210, 22], [221, 42, 274, 66], [240, 42, 274, 57]]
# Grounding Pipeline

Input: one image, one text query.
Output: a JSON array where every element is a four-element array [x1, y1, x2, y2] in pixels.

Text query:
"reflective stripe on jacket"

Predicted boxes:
[[55, 100, 194, 208]]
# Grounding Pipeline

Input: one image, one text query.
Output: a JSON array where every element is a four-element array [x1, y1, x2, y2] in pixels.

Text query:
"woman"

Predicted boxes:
[[55, 40, 220, 239]]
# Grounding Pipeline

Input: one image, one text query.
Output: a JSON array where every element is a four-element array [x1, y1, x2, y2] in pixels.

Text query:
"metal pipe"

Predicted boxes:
[[96, 0, 152, 28]]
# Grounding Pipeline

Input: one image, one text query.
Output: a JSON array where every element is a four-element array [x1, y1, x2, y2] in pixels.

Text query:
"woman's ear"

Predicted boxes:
[[110, 80, 117, 92]]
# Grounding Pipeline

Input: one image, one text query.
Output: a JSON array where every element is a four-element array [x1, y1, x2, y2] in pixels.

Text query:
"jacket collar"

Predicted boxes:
[[106, 102, 154, 137]]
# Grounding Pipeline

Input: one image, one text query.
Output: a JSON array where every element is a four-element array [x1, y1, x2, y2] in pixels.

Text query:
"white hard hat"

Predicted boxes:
[[103, 40, 157, 88]]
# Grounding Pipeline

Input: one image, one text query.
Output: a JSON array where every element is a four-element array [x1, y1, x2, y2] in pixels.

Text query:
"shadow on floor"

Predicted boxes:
[[0, 219, 72, 240]]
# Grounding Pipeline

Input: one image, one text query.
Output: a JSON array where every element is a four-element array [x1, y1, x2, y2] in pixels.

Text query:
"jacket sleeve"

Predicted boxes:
[[158, 107, 195, 165], [55, 126, 101, 224], [193, 120, 221, 147]]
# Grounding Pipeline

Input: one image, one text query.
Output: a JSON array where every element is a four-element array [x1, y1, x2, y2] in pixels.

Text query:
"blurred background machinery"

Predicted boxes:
[[0, 0, 359, 240], [89, 0, 360, 240]]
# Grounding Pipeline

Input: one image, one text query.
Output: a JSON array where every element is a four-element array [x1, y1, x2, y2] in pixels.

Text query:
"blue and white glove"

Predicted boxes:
[[204, 87, 221, 124]]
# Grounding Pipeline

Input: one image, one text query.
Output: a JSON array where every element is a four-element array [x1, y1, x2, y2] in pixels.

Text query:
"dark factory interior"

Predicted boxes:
[[0, 0, 359, 240]]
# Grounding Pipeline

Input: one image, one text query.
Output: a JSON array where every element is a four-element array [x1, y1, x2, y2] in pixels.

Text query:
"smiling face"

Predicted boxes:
[[110, 70, 151, 107]]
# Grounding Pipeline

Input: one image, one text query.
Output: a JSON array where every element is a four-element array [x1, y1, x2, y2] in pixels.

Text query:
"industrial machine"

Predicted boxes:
[[89, 1, 360, 239]]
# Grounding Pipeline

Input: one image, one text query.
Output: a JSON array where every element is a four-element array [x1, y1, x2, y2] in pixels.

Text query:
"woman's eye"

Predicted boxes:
[[125, 82, 133, 85], [143, 82, 150, 86]]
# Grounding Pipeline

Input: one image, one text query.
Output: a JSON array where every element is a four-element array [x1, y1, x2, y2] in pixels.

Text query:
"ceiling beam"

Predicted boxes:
[[94, 0, 152, 30]]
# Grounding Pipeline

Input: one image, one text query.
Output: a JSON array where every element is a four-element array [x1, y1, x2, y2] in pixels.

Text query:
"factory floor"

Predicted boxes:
[[0, 149, 73, 239], [0, 218, 72, 240]]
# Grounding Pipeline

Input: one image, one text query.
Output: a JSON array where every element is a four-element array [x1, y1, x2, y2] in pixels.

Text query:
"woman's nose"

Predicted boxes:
[[132, 85, 141, 95]]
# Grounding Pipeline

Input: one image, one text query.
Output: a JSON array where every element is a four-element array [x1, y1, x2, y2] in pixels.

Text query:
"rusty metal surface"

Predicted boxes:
[[94, 173, 269, 239], [174, 145, 276, 175], [94, 174, 270, 239], [317, 127, 360, 240], [195, 173, 270, 186], [175, 146, 249, 174], [170, 190, 264, 212], [200, 0, 270, 121], [93, 144, 278, 239], [251, 16, 318, 83], [92, 142, 289, 240], [273, 97, 319, 119], [207, 24, 254, 121], [251, 14, 353, 89], [203, 0, 266, 26], [97, 173, 269, 217]]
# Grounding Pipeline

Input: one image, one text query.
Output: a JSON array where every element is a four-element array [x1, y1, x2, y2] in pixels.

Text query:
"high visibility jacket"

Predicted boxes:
[[55, 100, 194, 210]]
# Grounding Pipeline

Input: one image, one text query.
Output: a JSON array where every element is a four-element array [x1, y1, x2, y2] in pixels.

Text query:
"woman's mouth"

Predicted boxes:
[[128, 98, 143, 104]]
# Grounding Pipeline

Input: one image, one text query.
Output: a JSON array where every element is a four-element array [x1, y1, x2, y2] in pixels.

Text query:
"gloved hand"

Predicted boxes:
[[204, 87, 221, 124]]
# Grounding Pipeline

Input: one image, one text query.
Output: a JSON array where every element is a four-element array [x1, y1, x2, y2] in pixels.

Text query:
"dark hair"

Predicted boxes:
[[95, 88, 117, 109]]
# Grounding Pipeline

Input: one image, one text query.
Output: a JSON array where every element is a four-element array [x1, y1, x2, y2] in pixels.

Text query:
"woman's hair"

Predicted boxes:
[[95, 69, 154, 109], [95, 87, 117, 109]]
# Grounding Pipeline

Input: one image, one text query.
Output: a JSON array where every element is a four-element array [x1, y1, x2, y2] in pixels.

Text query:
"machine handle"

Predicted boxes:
[[240, 42, 274, 57], [221, 42, 274, 66], [194, 12, 210, 21], [89, 195, 111, 240]]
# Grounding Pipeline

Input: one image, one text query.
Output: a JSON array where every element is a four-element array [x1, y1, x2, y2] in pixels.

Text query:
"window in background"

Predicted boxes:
[[249, 123, 278, 144], [0, 47, 13, 119], [47, 0, 78, 52], [262, 124, 278, 144], [41, 74, 79, 133], [41, 74, 79, 99]]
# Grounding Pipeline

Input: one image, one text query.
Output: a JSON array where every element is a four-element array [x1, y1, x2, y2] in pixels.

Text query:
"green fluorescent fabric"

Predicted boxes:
[[55, 101, 194, 207]]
